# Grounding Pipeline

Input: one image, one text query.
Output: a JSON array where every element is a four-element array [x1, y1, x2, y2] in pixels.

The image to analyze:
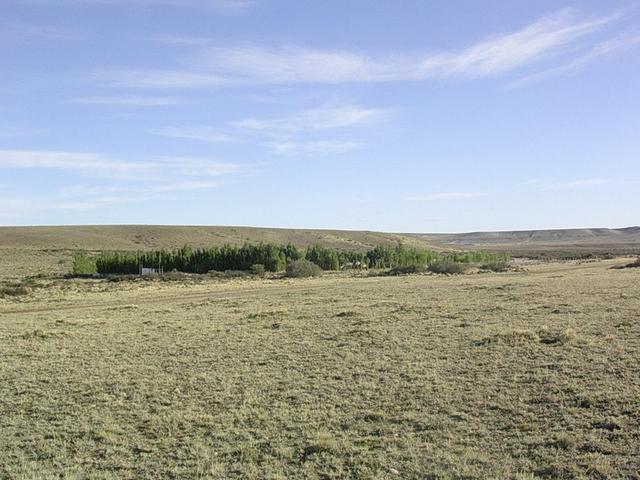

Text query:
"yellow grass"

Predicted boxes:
[[1, 258, 639, 478]]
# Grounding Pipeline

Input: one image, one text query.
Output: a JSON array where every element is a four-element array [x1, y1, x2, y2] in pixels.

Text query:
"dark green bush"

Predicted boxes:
[[428, 261, 467, 275], [286, 259, 322, 278], [387, 264, 428, 275]]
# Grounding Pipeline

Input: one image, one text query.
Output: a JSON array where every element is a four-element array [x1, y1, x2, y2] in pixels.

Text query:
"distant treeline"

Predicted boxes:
[[76, 242, 510, 275]]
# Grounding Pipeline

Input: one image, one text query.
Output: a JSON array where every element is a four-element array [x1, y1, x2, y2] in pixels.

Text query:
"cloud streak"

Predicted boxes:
[[194, 8, 616, 83], [149, 104, 387, 155], [0, 150, 245, 218], [510, 32, 640, 87], [406, 192, 488, 201], [0, 149, 240, 180], [23, 0, 254, 13], [71, 95, 186, 106], [523, 178, 611, 190], [92, 7, 628, 90]]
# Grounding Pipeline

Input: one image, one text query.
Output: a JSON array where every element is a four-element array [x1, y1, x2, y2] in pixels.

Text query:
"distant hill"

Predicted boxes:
[[0, 225, 439, 252], [412, 227, 640, 254], [1, 225, 639, 254]]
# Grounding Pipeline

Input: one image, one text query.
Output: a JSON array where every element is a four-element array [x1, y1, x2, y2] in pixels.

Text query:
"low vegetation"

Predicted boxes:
[[480, 260, 511, 272], [0, 284, 29, 297], [71, 253, 97, 275], [285, 259, 322, 278], [427, 260, 468, 275], [77, 242, 510, 276]]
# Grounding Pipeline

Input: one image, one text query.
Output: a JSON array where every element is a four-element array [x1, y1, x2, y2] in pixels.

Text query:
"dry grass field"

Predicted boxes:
[[1, 258, 639, 479]]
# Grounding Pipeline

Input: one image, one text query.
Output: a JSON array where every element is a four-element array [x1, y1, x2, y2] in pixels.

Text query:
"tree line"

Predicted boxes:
[[75, 242, 510, 275]]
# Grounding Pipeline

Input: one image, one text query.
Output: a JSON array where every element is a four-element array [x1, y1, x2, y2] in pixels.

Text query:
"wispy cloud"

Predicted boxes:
[[232, 104, 388, 135], [0, 149, 240, 180], [149, 104, 386, 155], [148, 127, 238, 143], [24, 0, 254, 13], [1, 23, 72, 42], [0, 149, 244, 218], [406, 192, 488, 201], [89, 8, 630, 90], [523, 178, 611, 190], [188, 8, 623, 84], [96, 69, 231, 89], [268, 140, 361, 156], [71, 95, 186, 106], [510, 32, 640, 87]]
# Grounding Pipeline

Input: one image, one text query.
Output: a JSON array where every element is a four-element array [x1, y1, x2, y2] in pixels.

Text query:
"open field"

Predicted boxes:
[[1, 258, 639, 479]]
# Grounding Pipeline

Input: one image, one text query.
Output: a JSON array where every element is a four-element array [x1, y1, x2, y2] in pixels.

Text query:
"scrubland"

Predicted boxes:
[[1, 259, 639, 479]]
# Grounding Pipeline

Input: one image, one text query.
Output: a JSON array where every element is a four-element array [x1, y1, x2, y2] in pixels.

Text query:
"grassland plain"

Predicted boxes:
[[1, 259, 639, 479]]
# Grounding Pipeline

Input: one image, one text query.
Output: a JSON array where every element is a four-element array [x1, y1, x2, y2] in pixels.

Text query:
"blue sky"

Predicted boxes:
[[1, 0, 638, 232]]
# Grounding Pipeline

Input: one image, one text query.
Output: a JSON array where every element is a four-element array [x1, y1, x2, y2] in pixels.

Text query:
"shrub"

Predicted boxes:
[[625, 257, 640, 268], [0, 285, 29, 297], [387, 263, 428, 275], [224, 270, 247, 278], [286, 259, 322, 278], [480, 261, 510, 272], [250, 264, 266, 276], [72, 253, 97, 275], [428, 260, 467, 275]]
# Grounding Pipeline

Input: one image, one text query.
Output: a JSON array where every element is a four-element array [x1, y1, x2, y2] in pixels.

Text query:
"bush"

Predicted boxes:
[[428, 261, 467, 275], [0, 285, 29, 297], [72, 253, 97, 275], [224, 270, 247, 278], [480, 261, 510, 272], [387, 264, 428, 275], [625, 257, 640, 268], [286, 259, 322, 278], [250, 264, 266, 276]]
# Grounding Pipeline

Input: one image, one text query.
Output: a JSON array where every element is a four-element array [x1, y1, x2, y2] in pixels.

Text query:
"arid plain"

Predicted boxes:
[[1, 227, 639, 479]]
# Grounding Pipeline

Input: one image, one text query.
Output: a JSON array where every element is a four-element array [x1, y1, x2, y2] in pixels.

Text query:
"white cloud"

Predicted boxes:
[[149, 104, 386, 155], [0, 150, 244, 219], [71, 95, 185, 106], [23, 0, 254, 13], [406, 192, 488, 201], [523, 178, 611, 190], [147, 127, 237, 143], [189, 8, 622, 84], [0, 150, 240, 180], [91, 8, 629, 90], [233, 104, 387, 135], [510, 32, 640, 87], [268, 140, 361, 156], [97, 69, 231, 89]]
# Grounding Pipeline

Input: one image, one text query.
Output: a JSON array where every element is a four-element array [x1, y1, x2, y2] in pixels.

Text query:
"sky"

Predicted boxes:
[[0, 0, 639, 232]]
